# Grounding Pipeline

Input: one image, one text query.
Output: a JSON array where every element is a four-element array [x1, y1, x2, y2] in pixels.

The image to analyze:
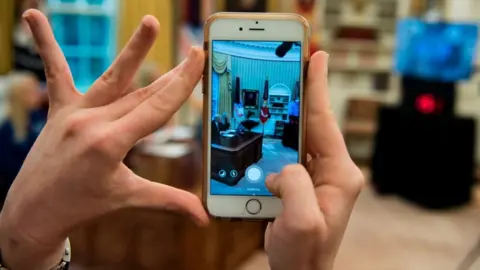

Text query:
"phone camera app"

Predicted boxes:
[[210, 40, 301, 196]]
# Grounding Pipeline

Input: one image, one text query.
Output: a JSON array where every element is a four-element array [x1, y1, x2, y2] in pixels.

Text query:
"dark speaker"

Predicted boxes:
[[400, 76, 456, 116], [371, 107, 476, 209]]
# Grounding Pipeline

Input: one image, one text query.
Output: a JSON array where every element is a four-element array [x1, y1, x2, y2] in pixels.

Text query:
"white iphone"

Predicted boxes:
[[202, 13, 310, 219]]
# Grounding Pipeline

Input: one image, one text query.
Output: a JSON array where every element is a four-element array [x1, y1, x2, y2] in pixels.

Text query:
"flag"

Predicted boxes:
[[263, 76, 269, 101], [233, 77, 244, 117], [234, 76, 241, 103], [293, 80, 299, 101]]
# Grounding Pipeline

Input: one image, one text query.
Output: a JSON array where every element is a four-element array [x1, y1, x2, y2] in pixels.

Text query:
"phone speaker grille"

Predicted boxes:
[[249, 28, 265, 31]]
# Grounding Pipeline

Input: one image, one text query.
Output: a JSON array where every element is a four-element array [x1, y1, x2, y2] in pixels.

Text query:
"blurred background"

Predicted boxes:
[[1, 0, 480, 269]]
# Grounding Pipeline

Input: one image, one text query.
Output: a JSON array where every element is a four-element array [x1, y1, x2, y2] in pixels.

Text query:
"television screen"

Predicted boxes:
[[395, 18, 478, 82]]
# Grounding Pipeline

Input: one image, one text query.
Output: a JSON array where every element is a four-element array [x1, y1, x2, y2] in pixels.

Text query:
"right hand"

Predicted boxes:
[[264, 52, 365, 270]]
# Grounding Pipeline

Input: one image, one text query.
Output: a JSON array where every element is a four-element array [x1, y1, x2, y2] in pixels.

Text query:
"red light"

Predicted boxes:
[[415, 94, 437, 114]]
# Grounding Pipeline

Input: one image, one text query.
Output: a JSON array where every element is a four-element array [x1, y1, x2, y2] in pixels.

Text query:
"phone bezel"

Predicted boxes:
[[202, 13, 310, 219]]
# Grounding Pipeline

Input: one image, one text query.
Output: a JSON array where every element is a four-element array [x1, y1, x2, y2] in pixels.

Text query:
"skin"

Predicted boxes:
[[0, 10, 364, 270], [264, 52, 364, 270]]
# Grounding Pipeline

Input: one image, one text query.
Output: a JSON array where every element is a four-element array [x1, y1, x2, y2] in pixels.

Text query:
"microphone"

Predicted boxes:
[[275, 42, 294, 57]]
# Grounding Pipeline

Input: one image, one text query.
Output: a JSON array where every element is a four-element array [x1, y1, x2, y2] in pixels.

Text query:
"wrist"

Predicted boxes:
[[1, 242, 65, 270], [0, 221, 66, 270]]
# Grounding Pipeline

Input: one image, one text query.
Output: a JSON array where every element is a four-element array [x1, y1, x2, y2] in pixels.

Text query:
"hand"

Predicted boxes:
[[0, 10, 208, 270], [264, 52, 364, 270]]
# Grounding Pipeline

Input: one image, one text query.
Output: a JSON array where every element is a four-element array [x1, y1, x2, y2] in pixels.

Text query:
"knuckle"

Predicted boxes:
[[45, 63, 70, 81], [346, 165, 365, 197], [134, 86, 154, 101], [285, 216, 322, 237], [100, 69, 119, 86], [87, 130, 114, 154], [64, 113, 91, 135]]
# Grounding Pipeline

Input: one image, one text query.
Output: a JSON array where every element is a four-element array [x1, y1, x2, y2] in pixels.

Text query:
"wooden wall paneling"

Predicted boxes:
[[0, 0, 14, 75], [216, 0, 225, 11], [118, 0, 175, 71], [268, 0, 281, 12]]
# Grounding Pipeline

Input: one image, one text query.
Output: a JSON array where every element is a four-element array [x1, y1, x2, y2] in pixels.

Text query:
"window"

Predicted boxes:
[[46, 0, 117, 93], [212, 70, 219, 117]]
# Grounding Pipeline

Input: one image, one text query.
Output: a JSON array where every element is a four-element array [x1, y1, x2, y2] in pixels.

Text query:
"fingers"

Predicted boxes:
[[266, 165, 323, 223], [114, 47, 204, 144], [84, 15, 160, 107], [103, 58, 187, 120], [127, 176, 209, 226], [23, 9, 76, 107], [306, 51, 349, 158]]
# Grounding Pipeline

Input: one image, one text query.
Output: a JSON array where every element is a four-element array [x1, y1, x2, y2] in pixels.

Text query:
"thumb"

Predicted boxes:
[[127, 176, 209, 226], [306, 51, 349, 158], [266, 165, 322, 223]]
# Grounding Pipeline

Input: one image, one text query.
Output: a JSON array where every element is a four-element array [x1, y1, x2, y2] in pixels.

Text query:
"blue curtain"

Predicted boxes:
[[229, 56, 300, 100]]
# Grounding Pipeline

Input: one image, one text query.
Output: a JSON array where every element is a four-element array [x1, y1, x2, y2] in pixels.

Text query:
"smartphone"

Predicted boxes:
[[203, 13, 309, 219]]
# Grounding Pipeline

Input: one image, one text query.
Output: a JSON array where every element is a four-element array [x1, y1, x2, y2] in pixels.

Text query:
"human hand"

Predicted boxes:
[[0, 10, 208, 270], [264, 52, 364, 270]]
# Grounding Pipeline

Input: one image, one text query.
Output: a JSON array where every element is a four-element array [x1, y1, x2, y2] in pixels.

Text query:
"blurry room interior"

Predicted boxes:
[[2, 0, 480, 269]]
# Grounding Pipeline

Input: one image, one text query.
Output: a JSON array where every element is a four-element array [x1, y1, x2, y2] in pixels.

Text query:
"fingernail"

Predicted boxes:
[[183, 47, 197, 65], [181, 47, 200, 72], [22, 11, 32, 24], [188, 47, 198, 58], [265, 174, 276, 185]]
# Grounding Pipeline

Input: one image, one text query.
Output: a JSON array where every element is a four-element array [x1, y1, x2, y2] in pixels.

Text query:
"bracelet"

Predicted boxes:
[[0, 239, 70, 270]]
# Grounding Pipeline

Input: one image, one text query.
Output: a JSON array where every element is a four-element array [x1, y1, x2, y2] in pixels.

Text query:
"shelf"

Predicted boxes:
[[329, 63, 392, 73], [323, 39, 394, 53]]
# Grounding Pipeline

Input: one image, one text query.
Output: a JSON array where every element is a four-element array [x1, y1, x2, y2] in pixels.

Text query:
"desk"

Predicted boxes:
[[282, 123, 298, 151], [69, 141, 266, 270], [211, 132, 263, 186]]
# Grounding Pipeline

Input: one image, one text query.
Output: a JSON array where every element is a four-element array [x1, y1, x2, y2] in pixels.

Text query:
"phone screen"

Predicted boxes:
[[209, 40, 302, 196]]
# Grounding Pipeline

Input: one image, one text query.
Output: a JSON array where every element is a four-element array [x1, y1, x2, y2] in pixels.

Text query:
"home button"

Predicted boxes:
[[246, 199, 262, 215]]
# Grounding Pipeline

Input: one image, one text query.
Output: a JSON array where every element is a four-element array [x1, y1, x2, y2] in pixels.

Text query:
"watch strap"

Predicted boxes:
[[0, 238, 70, 270]]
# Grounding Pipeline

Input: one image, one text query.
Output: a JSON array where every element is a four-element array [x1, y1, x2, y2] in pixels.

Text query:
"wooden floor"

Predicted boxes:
[[238, 171, 480, 270]]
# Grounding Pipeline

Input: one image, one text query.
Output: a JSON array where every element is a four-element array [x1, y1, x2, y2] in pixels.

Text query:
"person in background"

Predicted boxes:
[[13, 0, 49, 112], [236, 110, 259, 135], [211, 114, 223, 140], [220, 112, 230, 131], [288, 97, 300, 124], [0, 72, 46, 208]]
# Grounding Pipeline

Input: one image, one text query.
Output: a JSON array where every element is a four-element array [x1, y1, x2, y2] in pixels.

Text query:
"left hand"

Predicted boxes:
[[0, 10, 208, 270]]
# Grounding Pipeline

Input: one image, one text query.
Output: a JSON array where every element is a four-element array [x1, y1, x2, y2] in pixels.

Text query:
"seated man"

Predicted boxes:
[[219, 112, 230, 132], [211, 114, 222, 140], [236, 111, 259, 135]]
